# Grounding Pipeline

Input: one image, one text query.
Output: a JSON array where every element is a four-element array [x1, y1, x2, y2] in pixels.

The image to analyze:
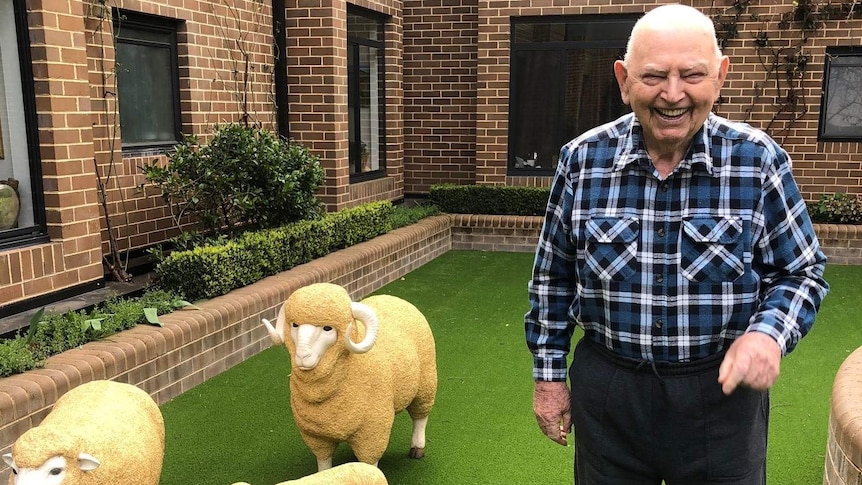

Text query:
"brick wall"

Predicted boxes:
[[0, 0, 104, 307], [823, 346, 862, 485], [461, 0, 862, 199], [402, 0, 479, 194]]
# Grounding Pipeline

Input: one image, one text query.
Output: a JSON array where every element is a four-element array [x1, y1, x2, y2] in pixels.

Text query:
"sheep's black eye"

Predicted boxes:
[[49, 468, 62, 476], [323, 326, 333, 331], [291, 323, 298, 328], [11, 469, 16, 475]]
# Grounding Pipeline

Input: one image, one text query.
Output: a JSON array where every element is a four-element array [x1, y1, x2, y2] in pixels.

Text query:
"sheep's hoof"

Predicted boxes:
[[408, 447, 425, 459]]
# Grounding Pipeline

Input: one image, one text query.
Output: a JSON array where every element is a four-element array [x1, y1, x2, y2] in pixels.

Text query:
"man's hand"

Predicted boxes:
[[718, 332, 782, 395], [533, 380, 571, 445]]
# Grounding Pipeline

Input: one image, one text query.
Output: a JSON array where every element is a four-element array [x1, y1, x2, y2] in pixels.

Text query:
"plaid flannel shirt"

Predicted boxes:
[[525, 112, 829, 381]]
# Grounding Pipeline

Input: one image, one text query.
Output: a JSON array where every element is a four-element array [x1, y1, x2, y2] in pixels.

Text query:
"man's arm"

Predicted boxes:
[[719, 146, 829, 394], [525, 147, 579, 443]]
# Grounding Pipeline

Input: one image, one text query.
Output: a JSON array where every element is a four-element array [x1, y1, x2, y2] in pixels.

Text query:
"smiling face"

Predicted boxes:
[[614, 11, 728, 165]]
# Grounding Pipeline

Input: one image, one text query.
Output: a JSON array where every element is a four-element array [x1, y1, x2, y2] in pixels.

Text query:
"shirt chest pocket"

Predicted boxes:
[[680, 217, 745, 283], [583, 217, 639, 282]]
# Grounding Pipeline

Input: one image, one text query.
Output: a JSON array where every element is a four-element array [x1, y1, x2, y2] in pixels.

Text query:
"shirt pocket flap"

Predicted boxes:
[[585, 217, 640, 243], [682, 217, 742, 244]]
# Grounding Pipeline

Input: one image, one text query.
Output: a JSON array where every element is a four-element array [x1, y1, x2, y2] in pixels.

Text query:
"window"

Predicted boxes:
[[0, 0, 48, 249], [819, 47, 862, 141], [348, 8, 386, 178], [114, 10, 181, 150], [508, 16, 636, 174]]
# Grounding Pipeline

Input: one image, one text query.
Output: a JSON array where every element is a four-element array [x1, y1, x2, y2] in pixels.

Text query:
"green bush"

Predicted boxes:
[[388, 203, 440, 228], [157, 201, 396, 301], [0, 338, 39, 377], [808, 193, 862, 224], [142, 123, 325, 236], [429, 184, 550, 216]]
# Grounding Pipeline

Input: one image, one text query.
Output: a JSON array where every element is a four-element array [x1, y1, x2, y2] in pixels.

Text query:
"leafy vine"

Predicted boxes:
[[710, 0, 862, 141]]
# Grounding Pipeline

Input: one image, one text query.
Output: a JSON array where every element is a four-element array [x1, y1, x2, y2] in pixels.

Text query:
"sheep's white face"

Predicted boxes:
[[289, 323, 338, 370], [3, 454, 100, 485]]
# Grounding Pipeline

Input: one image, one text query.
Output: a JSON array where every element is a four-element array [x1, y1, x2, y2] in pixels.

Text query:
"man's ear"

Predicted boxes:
[[613, 60, 631, 106]]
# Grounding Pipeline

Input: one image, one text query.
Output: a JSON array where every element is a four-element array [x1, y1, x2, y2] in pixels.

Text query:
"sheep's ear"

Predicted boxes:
[[2, 452, 13, 467], [77, 453, 100, 471]]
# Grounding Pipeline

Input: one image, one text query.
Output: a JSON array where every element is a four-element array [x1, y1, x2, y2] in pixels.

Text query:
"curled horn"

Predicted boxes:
[[262, 304, 287, 345], [345, 302, 379, 354]]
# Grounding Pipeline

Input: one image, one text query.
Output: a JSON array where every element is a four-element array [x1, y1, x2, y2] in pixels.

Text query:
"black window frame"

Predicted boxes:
[[113, 9, 183, 153], [347, 6, 387, 182], [508, 15, 637, 176], [0, 0, 49, 251], [818, 46, 862, 141]]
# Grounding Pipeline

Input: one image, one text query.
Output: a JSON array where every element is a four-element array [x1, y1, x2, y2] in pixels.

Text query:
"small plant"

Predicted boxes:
[[808, 193, 862, 224], [0, 289, 191, 377]]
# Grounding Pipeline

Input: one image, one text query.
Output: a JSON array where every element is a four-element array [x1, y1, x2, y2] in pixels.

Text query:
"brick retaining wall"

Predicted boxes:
[[823, 346, 862, 485], [0, 215, 858, 482]]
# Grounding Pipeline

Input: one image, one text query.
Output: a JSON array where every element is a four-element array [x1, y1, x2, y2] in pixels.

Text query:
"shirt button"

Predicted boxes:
[[661, 183, 669, 192], [657, 227, 666, 237], [655, 274, 664, 283], [654, 319, 663, 329]]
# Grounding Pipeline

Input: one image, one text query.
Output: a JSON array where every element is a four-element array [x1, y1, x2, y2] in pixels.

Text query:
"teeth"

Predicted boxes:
[[656, 108, 687, 117]]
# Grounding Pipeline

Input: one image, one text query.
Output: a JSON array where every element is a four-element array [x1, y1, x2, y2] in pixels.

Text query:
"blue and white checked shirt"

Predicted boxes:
[[525, 112, 829, 381]]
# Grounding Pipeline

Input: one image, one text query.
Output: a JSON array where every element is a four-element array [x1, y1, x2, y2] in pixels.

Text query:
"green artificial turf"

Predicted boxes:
[[158, 252, 862, 485]]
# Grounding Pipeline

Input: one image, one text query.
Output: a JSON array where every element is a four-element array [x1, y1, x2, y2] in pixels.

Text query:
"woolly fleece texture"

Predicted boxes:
[[7, 380, 164, 484], [278, 283, 437, 467], [232, 462, 388, 485]]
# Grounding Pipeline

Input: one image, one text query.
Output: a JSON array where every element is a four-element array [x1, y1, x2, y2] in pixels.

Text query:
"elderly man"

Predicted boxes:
[[525, 4, 829, 484]]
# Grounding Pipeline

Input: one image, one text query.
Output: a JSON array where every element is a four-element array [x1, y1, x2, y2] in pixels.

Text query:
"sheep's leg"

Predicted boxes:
[[300, 432, 337, 472], [408, 415, 428, 458], [317, 457, 333, 471]]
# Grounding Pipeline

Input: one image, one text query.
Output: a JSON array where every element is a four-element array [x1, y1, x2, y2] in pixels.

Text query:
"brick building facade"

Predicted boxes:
[[1, 0, 860, 316]]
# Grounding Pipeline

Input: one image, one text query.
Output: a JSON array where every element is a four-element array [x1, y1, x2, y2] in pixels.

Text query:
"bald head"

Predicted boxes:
[[624, 4, 723, 66]]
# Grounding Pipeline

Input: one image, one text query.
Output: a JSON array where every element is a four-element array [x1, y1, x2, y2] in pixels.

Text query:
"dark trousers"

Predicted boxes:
[[569, 338, 768, 485]]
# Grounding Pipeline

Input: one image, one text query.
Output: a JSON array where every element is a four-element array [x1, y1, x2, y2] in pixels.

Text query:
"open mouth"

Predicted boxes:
[[654, 107, 689, 120]]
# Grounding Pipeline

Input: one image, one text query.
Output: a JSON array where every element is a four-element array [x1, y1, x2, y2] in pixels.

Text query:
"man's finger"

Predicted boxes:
[[719, 351, 749, 395]]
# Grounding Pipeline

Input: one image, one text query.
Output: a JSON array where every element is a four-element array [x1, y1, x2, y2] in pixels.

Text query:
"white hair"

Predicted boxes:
[[623, 4, 723, 65]]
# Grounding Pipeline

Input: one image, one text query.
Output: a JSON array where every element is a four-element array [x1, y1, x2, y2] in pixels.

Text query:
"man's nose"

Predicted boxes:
[[661, 76, 685, 104]]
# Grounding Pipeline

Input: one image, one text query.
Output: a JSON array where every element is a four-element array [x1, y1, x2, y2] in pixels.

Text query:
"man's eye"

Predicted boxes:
[[641, 74, 663, 85]]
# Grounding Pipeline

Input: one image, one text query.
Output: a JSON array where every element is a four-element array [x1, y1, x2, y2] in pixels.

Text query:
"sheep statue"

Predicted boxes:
[[232, 462, 388, 485], [2, 380, 164, 485], [261, 283, 437, 472]]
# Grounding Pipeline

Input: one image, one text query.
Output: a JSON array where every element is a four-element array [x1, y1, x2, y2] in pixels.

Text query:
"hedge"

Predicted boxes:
[[156, 201, 396, 301], [429, 184, 550, 216]]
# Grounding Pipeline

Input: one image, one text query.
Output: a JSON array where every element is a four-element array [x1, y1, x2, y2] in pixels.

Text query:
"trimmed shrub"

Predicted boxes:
[[429, 184, 550, 216], [156, 201, 395, 301]]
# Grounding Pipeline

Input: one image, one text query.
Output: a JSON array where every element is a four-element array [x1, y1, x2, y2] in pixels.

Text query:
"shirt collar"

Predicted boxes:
[[613, 114, 717, 177]]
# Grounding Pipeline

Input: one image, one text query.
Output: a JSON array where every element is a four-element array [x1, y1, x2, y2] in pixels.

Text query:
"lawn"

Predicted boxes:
[[158, 251, 862, 485]]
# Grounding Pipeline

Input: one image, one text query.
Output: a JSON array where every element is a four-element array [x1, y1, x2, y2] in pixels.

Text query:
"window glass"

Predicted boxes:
[[348, 9, 386, 178], [0, 0, 44, 243], [509, 16, 635, 174], [114, 13, 180, 149], [819, 48, 862, 140]]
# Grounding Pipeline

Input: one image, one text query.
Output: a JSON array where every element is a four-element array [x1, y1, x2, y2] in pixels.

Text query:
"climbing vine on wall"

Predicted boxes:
[[710, 0, 862, 142], [85, 0, 133, 282]]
